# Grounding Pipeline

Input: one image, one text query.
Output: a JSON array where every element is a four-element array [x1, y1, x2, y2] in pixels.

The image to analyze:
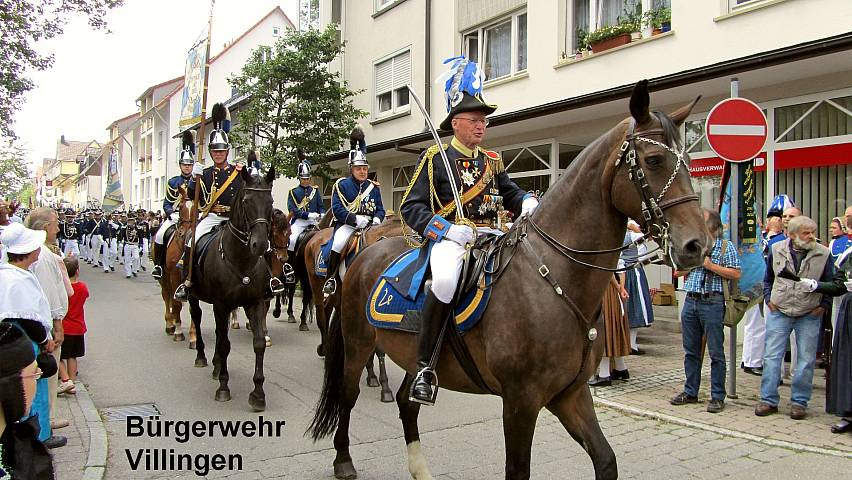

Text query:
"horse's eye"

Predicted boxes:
[[645, 155, 663, 168]]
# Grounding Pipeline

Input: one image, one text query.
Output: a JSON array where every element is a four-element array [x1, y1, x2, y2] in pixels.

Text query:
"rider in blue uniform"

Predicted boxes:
[[322, 127, 385, 295], [287, 150, 325, 253], [151, 131, 195, 279], [174, 102, 244, 301]]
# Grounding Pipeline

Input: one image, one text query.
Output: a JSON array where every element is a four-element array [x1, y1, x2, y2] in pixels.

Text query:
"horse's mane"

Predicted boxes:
[[318, 210, 334, 229]]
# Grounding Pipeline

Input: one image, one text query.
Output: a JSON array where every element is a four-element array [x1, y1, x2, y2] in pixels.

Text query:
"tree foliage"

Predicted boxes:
[[0, 0, 123, 139], [0, 140, 31, 198], [229, 24, 367, 178]]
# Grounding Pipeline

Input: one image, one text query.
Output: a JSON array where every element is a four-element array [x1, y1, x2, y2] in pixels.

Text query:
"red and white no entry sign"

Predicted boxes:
[[705, 97, 768, 163]]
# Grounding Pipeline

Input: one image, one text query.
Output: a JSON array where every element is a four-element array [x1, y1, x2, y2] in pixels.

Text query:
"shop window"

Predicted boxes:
[[558, 143, 584, 170], [775, 95, 852, 143]]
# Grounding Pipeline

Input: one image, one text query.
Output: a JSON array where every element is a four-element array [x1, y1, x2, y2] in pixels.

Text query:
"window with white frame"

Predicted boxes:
[[392, 164, 418, 211], [272, 26, 280, 36], [566, 0, 669, 55], [463, 9, 527, 81], [374, 49, 411, 118], [375, 0, 395, 12], [729, 0, 764, 10], [299, 0, 320, 31]]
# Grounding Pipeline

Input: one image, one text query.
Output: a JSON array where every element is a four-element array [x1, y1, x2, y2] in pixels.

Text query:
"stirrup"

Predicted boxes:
[[269, 277, 285, 295], [323, 277, 337, 296], [409, 368, 438, 406], [173, 283, 190, 302], [151, 265, 163, 279]]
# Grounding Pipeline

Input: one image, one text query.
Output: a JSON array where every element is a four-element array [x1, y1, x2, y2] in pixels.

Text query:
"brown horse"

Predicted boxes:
[[303, 213, 404, 402], [152, 187, 194, 344], [308, 81, 710, 479]]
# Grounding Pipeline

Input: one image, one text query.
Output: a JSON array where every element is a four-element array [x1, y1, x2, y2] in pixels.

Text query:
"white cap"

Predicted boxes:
[[0, 222, 46, 255]]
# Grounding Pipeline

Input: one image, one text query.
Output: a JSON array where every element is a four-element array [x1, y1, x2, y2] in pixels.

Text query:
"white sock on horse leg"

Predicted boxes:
[[407, 441, 434, 480], [614, 357, 627, 371], [598, 357, 611, 378], [630, 329, 639, 349]]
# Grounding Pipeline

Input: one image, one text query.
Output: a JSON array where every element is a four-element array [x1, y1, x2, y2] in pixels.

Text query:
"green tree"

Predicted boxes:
[[0, 0, 124, 139], [228, 24, 367, 178], [0, 141, 31, 198]]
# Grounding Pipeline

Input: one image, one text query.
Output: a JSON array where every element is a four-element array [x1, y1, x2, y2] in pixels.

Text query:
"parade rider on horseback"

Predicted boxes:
[[399, 57, 539, 406], [151, 130, 195, 279], [174, 102, 244, 301], [322, 127, 386, 296], [287, 150, 325, 254]]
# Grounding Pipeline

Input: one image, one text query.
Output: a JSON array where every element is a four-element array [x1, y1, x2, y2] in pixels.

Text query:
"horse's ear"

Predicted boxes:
[[240, 165, 251, 183], [265, 164, 276, 185], [669, 96, 702, 127], [630, 80, 651, 125]]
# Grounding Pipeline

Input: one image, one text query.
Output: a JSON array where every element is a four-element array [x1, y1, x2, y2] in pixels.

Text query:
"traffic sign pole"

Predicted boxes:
[[728, 78, 739, 400]]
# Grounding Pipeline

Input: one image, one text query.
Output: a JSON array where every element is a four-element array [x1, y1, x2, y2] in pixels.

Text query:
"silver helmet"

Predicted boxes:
[[179, 130, 196, 165], [297, 149, 311, 179], [208, 103, 231, 151], [347, 126, 368, 167]]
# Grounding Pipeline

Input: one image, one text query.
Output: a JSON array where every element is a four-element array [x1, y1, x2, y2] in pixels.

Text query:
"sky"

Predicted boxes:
[[15, 0, 299, 170]]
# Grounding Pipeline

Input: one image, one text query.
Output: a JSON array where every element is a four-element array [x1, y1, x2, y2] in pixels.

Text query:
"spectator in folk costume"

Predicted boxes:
[[620, 219, 654, 355], [24, 208, 76, 442], [287, 149, 325, 254], [0, 223, 64, 450], [0, 322, 55, 480], [151, 131, 195, 280], [589, 268, 631, 387], [756, 215, 844, 420], [671, 209, 741, 414]]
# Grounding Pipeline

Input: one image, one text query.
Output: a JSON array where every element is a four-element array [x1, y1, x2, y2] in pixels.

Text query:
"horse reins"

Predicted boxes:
[[217, 186, 277, 284]]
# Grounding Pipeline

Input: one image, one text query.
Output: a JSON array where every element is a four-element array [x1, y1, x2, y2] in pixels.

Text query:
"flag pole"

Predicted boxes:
[[186, 0, 214, 290]]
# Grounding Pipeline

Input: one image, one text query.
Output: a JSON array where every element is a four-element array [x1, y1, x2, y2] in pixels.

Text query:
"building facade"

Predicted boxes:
[[308, 0, 852, 244]]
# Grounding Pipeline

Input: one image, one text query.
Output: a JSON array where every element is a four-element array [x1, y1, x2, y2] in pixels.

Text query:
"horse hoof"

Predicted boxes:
[[173, 332, 185, 342], [288, 315, 297, 324], [188, 341, 196, 350], [215, 390, 231, 402], [299, 324, 309, 332], [366, 376, 380, 388], [194, 358, 207, 368], [265, 336, 272, 347], [165, 326, 175, 335], [231, 323, 240, 330], [249, 394, 266, 412], [272, 308, 281, 318], [333, 460, 357, 480], [317, 345, 325, 357], [381, 391, 395, 403]]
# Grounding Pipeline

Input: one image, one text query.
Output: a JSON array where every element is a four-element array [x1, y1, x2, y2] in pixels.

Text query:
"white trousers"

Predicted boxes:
[[124, 244, 140, 276], [91, 235, 104, 267], [80, 235, 89, 260], [141, 238, 149, 269], [108, 238, 118, 269], [188, 213, 226, 245], [63, 239, 79, 258], [289, 218, 316, 251], [741, 303, 765, 368], [331, 224, 356, 253], [429, 239, 467, 304], [154, 218, 176, 244]]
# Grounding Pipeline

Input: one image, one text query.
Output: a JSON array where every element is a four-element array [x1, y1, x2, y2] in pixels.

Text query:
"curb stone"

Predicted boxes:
[[74, 382, 109, 479]]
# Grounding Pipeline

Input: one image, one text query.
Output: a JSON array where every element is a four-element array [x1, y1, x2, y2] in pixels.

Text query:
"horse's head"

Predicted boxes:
[[270, 208, 290, 263], [235, 164, 276, 258], [608, 80, 710, 270]]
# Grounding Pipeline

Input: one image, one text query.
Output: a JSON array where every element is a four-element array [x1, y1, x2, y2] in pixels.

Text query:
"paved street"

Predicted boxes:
[[54, 269, 851, 479]]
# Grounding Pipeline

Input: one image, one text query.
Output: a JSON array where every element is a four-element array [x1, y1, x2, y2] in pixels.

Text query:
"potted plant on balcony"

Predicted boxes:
[[644, 7, 671, 35], [621, 0, 643, 40], [586, 22, 634, 54], [574, 28, 589, 59]]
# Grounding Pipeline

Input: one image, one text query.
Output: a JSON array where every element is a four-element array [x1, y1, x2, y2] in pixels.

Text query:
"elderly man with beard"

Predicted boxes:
[[757, 215, 843, 420]]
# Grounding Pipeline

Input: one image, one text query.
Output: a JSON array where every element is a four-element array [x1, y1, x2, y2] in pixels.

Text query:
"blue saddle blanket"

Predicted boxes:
[[366, 247, 494, 333], [315, 228, 363, 278]]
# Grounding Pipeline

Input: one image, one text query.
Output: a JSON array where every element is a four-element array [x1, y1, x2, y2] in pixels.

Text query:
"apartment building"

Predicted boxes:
[[308, 0, 852, 241]]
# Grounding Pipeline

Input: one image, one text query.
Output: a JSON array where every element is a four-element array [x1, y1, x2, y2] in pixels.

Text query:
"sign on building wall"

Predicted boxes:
[[180, 39, 208, 127]]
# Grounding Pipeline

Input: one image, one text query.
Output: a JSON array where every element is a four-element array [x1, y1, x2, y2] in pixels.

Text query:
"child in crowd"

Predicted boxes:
[[59, 256, 89, 390]]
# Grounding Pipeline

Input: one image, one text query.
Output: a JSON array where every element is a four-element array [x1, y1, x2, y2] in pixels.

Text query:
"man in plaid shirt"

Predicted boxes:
[[671, 209, 741, 413]]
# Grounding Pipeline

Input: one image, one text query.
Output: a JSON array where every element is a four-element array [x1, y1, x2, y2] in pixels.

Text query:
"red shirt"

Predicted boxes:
[[62, 281, 89, 335]]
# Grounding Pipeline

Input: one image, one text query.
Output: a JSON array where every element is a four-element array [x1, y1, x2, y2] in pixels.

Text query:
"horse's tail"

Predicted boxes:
[[307, 306, 344, 441]]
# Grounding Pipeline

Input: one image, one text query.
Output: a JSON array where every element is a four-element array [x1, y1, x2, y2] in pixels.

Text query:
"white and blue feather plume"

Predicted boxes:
[[435, 56, 485, 113]]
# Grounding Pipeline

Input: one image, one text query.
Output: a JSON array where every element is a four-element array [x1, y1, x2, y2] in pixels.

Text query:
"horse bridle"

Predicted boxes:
[[227, 187, 273, 247], [525, 114, 699, 272]]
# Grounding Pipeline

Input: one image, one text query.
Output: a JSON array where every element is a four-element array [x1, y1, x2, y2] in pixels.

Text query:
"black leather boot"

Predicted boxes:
[[410, 290, 453, 406], [151, 242, 165, 279], [173, 246, 192, 302], [323, 251, 342, 295]]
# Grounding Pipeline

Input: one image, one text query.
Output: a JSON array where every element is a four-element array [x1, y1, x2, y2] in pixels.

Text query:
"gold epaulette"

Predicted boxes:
[[481, 149, 505, 174], [369, 179, 382, 187]]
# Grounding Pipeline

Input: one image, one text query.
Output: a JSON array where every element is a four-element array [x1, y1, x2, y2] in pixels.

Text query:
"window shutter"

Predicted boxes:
[[392, 50, 410, 90], [375, 59, 393, 95]]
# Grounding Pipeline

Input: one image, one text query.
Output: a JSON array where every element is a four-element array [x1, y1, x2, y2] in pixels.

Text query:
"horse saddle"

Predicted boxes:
[[366, 235, 500, 334], [294, 224, 319, 255], [163, 224, 178, 249], [315, 229, 366, 278], [193, 226, 223, 274]]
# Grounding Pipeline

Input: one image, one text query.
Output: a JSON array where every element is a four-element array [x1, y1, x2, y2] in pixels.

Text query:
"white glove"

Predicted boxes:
[[191, 162, 204, 177], [170, 212, 179, 222], [372, 217, 381, 225], [307, 212, 320, 221], [355, 215, 369, 229], [845, 280, 852, 293], [521, 197, 539, 218], [445, 224, 475, 246], [796, 278, 818, 292]]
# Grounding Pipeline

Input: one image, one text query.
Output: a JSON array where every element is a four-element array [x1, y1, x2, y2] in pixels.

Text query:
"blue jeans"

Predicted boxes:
[[680, 296, 726, 400], [760, 309, 821, 408]]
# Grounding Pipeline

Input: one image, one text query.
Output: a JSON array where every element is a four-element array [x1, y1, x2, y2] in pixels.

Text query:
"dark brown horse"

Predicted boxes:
[[303, 214, 404, 402], [152, 187, 194, 344], [308, 81, 710, 479], [187, 166, 279, 411]]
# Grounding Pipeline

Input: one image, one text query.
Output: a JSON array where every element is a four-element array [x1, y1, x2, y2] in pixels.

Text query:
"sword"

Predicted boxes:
[[407, 85, 465, 220]]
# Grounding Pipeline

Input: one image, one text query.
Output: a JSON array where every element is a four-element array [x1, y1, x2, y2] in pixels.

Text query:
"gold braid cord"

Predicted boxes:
[[332, 178, 364, 214]]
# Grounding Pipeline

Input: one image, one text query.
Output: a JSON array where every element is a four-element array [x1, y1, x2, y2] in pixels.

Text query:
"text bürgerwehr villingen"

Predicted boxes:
[[125, 415, 286, 475]]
